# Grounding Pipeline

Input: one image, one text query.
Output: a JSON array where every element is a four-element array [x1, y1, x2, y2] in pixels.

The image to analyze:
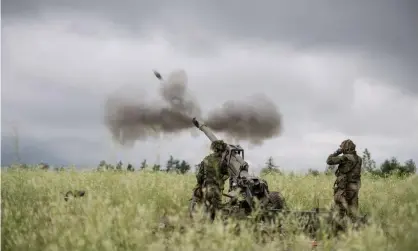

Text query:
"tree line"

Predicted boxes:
[[95, 155, 192, 174], [260, 148, 416, 178], [7, 148, 416, 178], [357, 148, 416, 177]]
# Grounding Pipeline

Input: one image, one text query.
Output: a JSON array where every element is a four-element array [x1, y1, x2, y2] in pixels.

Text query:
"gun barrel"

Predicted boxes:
[[192, 118, 218, 142], [192, 117, 249, 178]]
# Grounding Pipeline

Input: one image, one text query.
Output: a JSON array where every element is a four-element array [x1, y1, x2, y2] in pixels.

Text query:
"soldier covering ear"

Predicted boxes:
[[326, 139, 362, 228]]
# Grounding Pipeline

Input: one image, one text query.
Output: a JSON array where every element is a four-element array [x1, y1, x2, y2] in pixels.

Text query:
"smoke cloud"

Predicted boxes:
[[158, 70, 202, 118], [104, 70, 282, 146], [206, 94, 282, 145]]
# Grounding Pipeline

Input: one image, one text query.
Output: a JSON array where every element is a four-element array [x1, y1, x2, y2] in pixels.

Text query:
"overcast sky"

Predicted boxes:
[[2, 0, 418, 172]]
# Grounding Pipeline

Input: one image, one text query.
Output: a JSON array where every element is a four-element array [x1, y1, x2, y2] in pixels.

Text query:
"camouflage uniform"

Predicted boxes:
[[194, 140, 229, 216], [326, 139, 362, 222]]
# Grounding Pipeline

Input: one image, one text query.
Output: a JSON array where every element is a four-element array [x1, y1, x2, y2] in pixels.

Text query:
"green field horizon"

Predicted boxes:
[[2, 169, 418, 251]]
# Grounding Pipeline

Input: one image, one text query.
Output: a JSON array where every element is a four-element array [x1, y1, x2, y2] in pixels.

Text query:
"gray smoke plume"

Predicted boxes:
[[206, 94, 282, 145], [159, 70, 202, 118], [104, 70, 200, 146], [104, 70, 282, 146], [105, 99, 194, 146]]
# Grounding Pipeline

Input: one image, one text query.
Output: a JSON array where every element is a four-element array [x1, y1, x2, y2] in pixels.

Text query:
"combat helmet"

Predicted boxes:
[[340, 139, 356, 154], [211, 140, 227, 152]]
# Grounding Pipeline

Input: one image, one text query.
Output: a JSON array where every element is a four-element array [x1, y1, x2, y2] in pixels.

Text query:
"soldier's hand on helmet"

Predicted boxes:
[[334, 148, 342, 155]]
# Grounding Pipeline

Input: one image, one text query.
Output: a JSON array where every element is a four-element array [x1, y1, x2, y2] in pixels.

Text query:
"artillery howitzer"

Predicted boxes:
[[189, 118, 286, 221], [188, 118, 369, 238]]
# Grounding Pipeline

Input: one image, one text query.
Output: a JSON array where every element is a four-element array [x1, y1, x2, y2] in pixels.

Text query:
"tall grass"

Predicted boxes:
[[2, 169, 418, 251]]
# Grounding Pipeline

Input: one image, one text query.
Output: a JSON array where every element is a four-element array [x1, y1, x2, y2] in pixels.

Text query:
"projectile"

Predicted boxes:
[[153, 70, 163, 81]]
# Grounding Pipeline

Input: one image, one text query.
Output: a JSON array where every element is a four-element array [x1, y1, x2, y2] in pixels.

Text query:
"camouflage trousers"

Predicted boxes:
[[333, 182, 360, 222], [193, 183, 222, 217], [203, 184, 222, 211]]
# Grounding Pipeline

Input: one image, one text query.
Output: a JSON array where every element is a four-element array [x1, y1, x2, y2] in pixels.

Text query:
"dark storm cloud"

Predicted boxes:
[[2, 0, 417, 170], [3, 0, 418, 94], [1, 0, 169, 21], [195, 0, 418, 95]]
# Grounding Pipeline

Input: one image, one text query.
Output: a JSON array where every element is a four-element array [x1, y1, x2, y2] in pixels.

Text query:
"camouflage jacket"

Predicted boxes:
[[196, 153, 229, 190], [326, 152, 362, 189]]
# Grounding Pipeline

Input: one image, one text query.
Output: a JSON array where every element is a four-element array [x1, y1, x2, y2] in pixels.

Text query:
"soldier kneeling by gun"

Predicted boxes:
[[193, 140, 229, 220]]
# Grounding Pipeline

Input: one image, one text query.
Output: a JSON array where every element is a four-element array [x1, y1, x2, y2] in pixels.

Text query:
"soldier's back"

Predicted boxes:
[[338, 153, 362, 182], [203, 153, 220, 167]]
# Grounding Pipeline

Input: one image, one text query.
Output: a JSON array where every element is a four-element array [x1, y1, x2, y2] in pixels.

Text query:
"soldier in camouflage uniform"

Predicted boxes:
[[193, 140, 229, 220], [326, 139, 362, 223]]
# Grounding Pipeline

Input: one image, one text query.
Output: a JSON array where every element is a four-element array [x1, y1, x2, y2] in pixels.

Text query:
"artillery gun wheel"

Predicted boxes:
[[267, 191, 285, 210]]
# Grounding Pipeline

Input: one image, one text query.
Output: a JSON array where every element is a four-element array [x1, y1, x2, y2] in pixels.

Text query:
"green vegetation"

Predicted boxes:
[[2, 168, 418, 251]]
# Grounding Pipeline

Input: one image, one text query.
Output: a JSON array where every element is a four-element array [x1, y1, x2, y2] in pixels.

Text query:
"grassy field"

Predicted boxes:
[[2, 169, 418, 251]]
